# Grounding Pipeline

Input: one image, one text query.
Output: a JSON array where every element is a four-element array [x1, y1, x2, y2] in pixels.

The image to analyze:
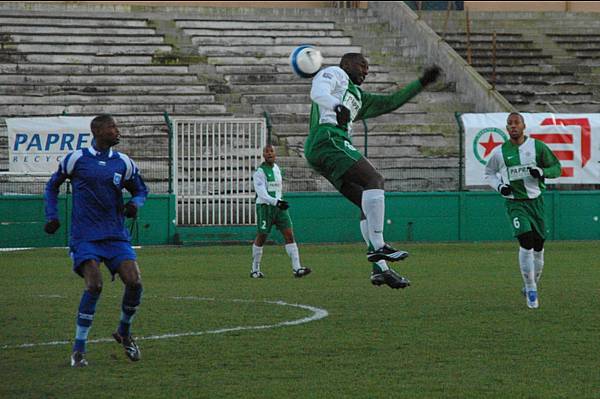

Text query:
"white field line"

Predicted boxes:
[[1, 296, 328, 349], [0, 247, 33, 252], [0, 246, 140, 252]]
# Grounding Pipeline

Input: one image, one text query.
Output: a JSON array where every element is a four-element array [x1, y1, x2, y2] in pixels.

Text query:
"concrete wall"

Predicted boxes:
[[368, 1, 513, 113]]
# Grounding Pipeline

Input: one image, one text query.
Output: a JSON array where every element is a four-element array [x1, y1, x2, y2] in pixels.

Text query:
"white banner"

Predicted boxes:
[[461, 113, 600, 186], [6, 116, 94, 174]]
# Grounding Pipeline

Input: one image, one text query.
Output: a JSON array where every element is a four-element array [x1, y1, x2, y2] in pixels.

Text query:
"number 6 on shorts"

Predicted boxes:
[[513, 217, 520, 229]]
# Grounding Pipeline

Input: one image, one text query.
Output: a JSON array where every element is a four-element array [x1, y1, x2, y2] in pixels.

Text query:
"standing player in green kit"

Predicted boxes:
[[485, 112, 561, 309], [304, 52, 440, 289], [250, 144, 311, 279]]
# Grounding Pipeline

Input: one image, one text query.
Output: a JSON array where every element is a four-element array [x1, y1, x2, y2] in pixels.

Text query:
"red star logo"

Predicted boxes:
[[479, 134, 503, 157]]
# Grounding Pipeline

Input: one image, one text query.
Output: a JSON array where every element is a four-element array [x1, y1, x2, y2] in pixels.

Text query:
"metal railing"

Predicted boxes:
[[171, 117, 266, 226]]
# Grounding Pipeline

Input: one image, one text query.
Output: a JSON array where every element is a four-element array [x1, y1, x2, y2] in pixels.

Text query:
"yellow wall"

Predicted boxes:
[[464, 1, 600, 12]]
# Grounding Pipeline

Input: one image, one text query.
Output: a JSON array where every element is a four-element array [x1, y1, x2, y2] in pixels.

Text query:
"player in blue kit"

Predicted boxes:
[[44, 114, 148, 367]]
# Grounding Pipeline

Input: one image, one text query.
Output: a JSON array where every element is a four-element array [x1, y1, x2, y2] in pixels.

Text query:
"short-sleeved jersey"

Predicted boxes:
[[44, 146, 148, 245], [253, 162, 283, 206], [485, 136, 561, 200]]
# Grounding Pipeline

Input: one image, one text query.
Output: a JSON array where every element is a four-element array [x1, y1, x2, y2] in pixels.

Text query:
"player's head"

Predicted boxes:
[[262, 144, 276, 165], [506, 112, 526, 142], [91, 114, 120, 148], [340, 53, 368, 86]]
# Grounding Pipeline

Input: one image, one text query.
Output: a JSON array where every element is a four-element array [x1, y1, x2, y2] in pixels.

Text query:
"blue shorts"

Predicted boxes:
[[70, 240, 137, 277]]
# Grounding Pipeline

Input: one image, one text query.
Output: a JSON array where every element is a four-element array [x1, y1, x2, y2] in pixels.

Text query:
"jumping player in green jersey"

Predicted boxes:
[[304, 52, 440, 289], [485, 112, 561, 309], [251, 144, 311, 279]]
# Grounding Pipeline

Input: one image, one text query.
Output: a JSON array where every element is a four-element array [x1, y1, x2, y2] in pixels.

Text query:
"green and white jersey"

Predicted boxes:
[[485, 136, 561, 200], [253, 162, 283, 206], [309, 66, 423, 140]]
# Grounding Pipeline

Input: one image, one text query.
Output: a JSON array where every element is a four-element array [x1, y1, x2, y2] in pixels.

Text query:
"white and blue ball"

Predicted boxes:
[[289, 45, 323, 78]]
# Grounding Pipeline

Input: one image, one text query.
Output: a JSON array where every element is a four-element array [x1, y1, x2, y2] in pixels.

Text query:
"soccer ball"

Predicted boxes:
[[289, 45, 323, 78]]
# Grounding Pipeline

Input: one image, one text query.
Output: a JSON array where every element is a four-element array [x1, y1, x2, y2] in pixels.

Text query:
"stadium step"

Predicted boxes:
[[0, 83, 209, 95], [0, 73, 201, 84], [5, 33, 166, 44], [0, 63, 191, 74]]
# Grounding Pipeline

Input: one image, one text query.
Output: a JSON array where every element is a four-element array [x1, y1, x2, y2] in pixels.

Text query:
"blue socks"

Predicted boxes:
[[72, 283, 143, 352], [73, 290, 100, 353], [118, 284, 143, 337]]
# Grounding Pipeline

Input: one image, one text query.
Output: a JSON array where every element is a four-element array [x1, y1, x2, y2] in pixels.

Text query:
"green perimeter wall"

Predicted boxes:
[[2, 191, 596, 248], [0, 194, 176, 248]]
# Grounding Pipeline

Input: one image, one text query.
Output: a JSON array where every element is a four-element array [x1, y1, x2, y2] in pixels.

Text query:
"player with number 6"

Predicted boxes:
[[484, 112, 561, 309]]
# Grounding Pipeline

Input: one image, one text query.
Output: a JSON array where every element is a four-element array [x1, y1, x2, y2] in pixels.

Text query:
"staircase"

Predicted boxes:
[[168, 8, 471, 192], [0, 4, 475, 195], [419, 11, 600, 113], [0, 10, 228, 194]]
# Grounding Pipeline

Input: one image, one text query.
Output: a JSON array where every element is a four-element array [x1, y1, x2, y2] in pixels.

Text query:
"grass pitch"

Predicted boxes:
[[1, 242, 598, 398]]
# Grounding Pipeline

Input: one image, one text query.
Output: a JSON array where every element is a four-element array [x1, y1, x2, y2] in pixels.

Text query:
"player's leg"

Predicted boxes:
[[276, 209, 310, 277], [339, 178, 363, 208], [532, 233, 545, 284], [345, 184, 392, 275], [106, 242, 142, 361], [251, 233, 267, 278], [341, 183, 388, 272], [280, 227, 311, 278], [517, 230, 538, 309], [528, 199, 547, 285], [251, 204, 272, 278], [72, 260, 103, 367], [359, 216, 410, 289], [341, 158, 408, 263], [359, 217, 388, 271], [507, 202, 539, 308], [340, 180, 390, 272]]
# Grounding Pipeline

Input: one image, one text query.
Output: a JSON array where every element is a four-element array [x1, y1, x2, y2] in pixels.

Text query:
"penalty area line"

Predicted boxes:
[[1, 297, 328, 349]]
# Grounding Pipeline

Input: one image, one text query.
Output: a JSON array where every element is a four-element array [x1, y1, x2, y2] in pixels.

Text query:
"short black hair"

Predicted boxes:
[[340, 53, 366, 68], [507, 112, 525, 124], [91, 114, 114, 133]]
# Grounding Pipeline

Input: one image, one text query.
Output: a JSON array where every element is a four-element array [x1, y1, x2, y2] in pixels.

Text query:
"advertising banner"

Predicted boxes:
[[461, 113, 600, 186], [6, 116, 94, 174]]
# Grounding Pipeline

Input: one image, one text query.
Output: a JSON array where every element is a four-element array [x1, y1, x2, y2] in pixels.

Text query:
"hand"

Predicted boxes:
[[334, 104, 351, 127], [276, 200, 289, 210], [124, 201, 138, 218], [419, 65, 440, 87], [498, 184, 513, 196], [44, 219, 60, 234], [528, 166, 543, 179]]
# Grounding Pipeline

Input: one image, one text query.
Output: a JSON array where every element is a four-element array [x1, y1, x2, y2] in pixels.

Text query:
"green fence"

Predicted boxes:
[[177, 191, 600, 244], [0, 194, 176, 248], [3, 191, 595, 249]]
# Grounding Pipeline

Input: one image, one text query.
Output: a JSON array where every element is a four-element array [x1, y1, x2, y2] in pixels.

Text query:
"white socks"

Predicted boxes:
[[534, 249, 544, 283], [359, 219, 388, 271], [285, 243, 301, 271], [254, 243, 302, 272], [519, 247, 536, 292], [361, 189, 385, 250], [252, 244, 263, 272]]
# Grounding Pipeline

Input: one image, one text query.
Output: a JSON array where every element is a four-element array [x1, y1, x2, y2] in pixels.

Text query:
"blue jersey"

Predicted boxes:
[[44, 146, 148, 245]]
